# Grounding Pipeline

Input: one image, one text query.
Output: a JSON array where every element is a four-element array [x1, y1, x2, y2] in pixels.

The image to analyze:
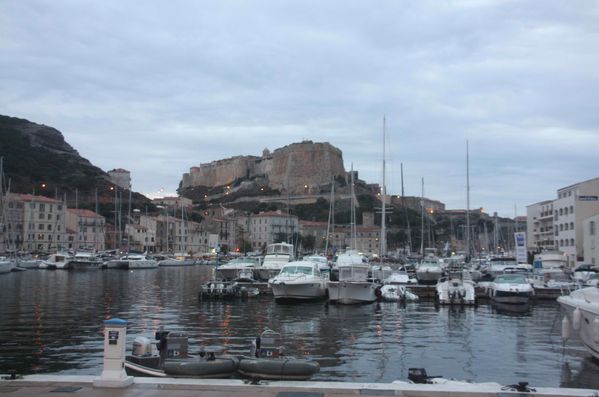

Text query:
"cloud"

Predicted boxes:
[[1, 0, 598, 217]]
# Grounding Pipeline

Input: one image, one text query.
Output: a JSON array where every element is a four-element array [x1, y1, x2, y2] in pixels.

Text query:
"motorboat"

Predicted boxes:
[[558, 286, 599, 361], [268, 261, 327, 301], [488, 273, 534, 304], [573, 264, 599, 284], [380, 284, 419, 302], [384, 268, 417, 285], [39, 253, 72, 270], [328, 251, 379, 304], [416, 255, 443, 284], [256, 243, 294, 281], [158, 254, 197, 266], [125, 330, 239, 378], [215, 256, 261, 281], [68, 251, 103, 270], [105, 253, 158, 269], [238, 329, 320, 380], [435, 272, 476, 306], [198, 281, 259, 300]]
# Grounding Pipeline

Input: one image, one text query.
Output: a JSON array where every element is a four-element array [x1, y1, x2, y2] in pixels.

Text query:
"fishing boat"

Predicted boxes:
[[237, 329, 320, 380], [558, 286, 599, 361], [269, 261, 327, 301], [327, 251, 380, 304], [256, 242, 294, 281], [488, 273, 534, 304], [125, 330, 238, 378]]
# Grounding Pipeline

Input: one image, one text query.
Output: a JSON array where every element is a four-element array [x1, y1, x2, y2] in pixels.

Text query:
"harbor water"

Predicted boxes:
[[0, 266, 597, 389]]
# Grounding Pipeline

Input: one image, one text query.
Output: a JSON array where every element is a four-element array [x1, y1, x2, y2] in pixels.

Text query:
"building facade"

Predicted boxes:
[[66, 209, 106, 251]]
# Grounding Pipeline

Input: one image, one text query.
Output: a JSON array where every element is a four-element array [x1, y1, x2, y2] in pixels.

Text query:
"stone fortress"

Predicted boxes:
[[180, 141, 348, 196]]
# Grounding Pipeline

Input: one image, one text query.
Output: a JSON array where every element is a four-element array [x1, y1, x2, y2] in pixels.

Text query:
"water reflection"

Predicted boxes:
[[0, 267, 597, 389]]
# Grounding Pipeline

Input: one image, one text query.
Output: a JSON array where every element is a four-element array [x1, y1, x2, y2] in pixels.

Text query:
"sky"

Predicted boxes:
[[1, 1, 599, 217]]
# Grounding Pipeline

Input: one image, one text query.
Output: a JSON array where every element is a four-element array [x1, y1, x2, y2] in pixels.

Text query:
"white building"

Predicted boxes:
[[526, 200, 555, 251], [582, 213, 599, 266], [553, 178, 599, 266]]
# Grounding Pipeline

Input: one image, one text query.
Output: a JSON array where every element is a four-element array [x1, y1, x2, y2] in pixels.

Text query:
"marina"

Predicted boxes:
[[0, 266, 598, 391]]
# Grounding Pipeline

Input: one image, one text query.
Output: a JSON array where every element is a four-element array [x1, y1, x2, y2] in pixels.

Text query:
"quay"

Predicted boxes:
[[1, 375, 596, 397], [238, 282, 566, 300]]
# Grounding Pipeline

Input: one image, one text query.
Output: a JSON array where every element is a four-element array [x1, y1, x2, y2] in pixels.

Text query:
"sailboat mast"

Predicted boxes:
[[381, 116, 387, 260], [420, 177, 424, 256], [466, 140, 471, 259]]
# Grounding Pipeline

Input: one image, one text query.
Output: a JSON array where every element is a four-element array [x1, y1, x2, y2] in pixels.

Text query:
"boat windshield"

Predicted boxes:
[[495, 274, 528, 284], [280, 265, 313, 275]]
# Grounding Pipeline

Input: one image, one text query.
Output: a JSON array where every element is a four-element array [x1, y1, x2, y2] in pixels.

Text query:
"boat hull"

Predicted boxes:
[[327, 281, 378, 304]]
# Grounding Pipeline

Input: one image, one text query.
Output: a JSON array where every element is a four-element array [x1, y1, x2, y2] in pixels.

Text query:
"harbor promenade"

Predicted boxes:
[[1, 375, 597, 397]]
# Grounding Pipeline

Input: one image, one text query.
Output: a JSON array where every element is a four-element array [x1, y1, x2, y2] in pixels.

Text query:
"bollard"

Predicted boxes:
[[93, 318, 134, 388]]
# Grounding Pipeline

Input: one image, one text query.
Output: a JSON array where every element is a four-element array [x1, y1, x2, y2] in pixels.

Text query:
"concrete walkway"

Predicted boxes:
[[1, 375, 597, 397]]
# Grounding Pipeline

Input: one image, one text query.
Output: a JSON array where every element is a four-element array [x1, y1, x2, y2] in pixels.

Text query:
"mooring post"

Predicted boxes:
[[93, 317, 134, 388]]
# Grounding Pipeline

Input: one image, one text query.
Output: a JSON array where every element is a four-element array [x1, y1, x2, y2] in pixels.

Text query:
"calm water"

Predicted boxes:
[[0, 266, 597, 389]]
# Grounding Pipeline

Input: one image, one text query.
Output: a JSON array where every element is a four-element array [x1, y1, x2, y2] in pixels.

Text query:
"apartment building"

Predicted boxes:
[[526, 200, 555, 251], [249, 211, 299, 249], [66, 208, 106, 251], [4, 194, 66, 252]]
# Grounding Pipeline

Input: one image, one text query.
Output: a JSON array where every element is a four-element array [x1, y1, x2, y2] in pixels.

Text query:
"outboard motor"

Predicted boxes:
[[132, 336, 152, 357]]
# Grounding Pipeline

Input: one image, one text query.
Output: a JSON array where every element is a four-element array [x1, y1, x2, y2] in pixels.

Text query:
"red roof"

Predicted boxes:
[[8, 193, 62, 204], [67, 208, 104, 218]]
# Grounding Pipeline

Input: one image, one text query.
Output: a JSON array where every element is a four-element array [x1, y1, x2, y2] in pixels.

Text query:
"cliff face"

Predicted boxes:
[[0, 115, 108, 193], [181, 141, 346, 196]]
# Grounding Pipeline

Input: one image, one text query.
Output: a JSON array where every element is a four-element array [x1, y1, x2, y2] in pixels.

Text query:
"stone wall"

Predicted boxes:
[[181, 141, 346, 195]]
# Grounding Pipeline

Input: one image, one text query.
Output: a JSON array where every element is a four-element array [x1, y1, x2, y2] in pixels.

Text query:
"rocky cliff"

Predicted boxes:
[[180, 141, 347, 197]]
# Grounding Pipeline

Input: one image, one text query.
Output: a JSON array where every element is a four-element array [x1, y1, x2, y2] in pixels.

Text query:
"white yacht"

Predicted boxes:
[[436, 272, 476, 306], [328, 251, 378, 304], [558, 286, 599, 361], [488, 273, 534, 304], [215, 256, 261, 281], [416, 255, 443, 284], [69, 251, 103, 270], [105, 253, 158, 269], [269, 261, 327, 301], [0, 257, 14, 274], [256, 242, 294, 281], [39, 253, 72, 270]]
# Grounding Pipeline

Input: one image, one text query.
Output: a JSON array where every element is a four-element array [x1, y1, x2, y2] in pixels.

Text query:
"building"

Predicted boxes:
[[582, 213, 599, 266], [107, 168, 131, 190], [4, 194, 67, 252], [527, 200, 555, 252], [65, 209, 106, 251], [248, 211, 299, 250]]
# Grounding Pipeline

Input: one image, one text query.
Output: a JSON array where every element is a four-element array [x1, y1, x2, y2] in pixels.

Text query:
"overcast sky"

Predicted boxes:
[[2, 1, 598, 217]]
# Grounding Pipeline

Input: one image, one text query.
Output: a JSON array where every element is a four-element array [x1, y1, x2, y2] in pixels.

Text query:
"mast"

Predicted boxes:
[[401, 163, 412, 254], [466, 140, 471, 259], [350, 163, 356, 250], [420, 177, 424, 256], [325, 177, 334, 256], [380, 116, 387, 260]]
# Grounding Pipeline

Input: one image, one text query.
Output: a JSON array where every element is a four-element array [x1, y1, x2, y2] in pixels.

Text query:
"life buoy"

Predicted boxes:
[[562, 316, 571, 340], [572, 308, 581, 331]]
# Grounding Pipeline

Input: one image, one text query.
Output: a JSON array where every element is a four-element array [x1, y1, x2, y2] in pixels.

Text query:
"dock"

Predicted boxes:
[[238, 282, 565, 300], [1, 375, 596, 397]]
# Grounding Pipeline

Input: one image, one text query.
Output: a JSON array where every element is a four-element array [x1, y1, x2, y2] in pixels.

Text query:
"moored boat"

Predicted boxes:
[[269, 260, 327, 301]]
